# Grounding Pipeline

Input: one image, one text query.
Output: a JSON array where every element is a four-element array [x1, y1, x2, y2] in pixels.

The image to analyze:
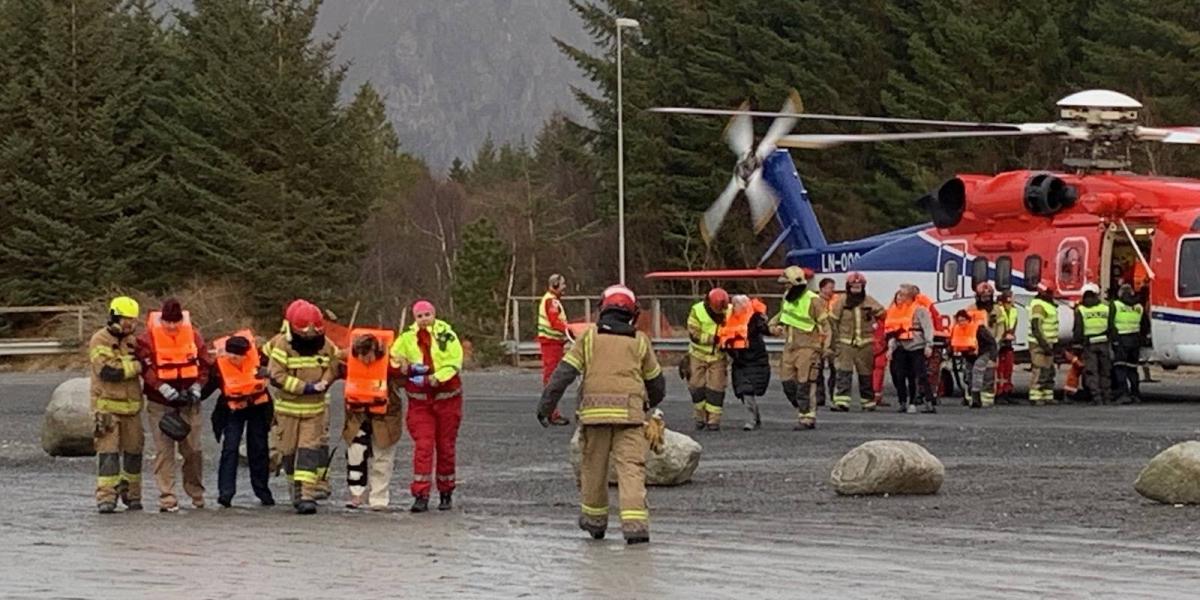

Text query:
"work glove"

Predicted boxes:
[[408, 375, 428, 388], [409, 363, 429, 376], [302, 382, 323, 395], [158, 383, 181, 403], [644, 408, 666, 454], [313, 380, 328, 393], [189, 383, 204, 403]]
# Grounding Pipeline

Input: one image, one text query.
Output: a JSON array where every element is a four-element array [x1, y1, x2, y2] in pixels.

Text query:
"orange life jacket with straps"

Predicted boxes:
[[915, 294, 949, 339], [345, 328, 395, 415], [950, 322, 979, 354], [213, 329, 268, 410], [148, 311, 199, 380], [717, 298, 767, 350], [885, 301, 917, 340]]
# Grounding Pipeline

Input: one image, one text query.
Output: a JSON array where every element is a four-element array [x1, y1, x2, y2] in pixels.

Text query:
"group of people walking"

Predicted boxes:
[[666, 267, 1150, 431], [88, 295, 465, 515]]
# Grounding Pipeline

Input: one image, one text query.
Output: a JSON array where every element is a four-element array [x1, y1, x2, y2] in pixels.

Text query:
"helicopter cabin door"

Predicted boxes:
[[937, 240, 969, 301]]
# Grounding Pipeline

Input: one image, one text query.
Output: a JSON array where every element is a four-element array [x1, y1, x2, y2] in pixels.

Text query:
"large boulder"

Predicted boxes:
[[1135, 441, 1200, 504], [830, 440, 944, 496], [42, 378, 95, 457], [569, 427, 701, 486]]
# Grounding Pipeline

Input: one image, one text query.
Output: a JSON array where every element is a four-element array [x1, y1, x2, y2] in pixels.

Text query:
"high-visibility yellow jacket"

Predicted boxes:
[[88, 326, 143, 415], [265, 333, 338, 417]]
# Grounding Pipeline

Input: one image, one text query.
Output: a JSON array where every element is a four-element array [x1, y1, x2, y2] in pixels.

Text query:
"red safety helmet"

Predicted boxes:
[[600, 285, 637, 312], [707, 287, 730, 311], [285, 299, 324, 335], [975, 281, 995, 296], [1036, 278, 1055, 294], [846, 271, 867, 286]]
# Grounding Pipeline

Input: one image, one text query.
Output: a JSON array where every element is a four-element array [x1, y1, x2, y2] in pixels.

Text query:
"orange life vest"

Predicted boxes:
[[148, 310, 199, 380], [213, 329, 268, 410], [950, 322, 979, 353], [885, 301, 917, 340], [915, 294, 949, 338], [345, 328, 395, 415], [717, 298, 767, 350]]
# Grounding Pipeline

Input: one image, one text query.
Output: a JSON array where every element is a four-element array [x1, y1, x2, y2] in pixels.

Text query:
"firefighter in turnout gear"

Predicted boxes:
[[1073, 283, 1114, 405], [687, 287, 730, 430], [536, 273, 571, 426], [538, 285, 665, 545], [90, 296, 146, 513], [390, 300, 465, 513], [136, 298, 211, 512], [342, 329, 404, 510], [828, 272, 884, 411], [1028, 281, 1060, 405], [265, 299, 338, 514], [769, 266, 829, 429], [1111, 284, 1144, 404]]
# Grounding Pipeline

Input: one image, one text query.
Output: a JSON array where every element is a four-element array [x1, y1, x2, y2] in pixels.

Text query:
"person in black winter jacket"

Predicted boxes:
[[723, 295, 772, 430]]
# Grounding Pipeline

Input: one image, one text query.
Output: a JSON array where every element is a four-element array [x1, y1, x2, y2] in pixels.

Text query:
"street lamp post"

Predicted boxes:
[[615, 17, 639, 285]]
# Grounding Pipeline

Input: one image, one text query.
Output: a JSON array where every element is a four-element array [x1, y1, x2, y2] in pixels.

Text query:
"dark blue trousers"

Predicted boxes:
[[218, 402, 273, 502]]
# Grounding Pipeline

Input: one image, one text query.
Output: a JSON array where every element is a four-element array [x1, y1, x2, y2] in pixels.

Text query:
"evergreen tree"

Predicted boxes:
[[450, 217, 510, 344]]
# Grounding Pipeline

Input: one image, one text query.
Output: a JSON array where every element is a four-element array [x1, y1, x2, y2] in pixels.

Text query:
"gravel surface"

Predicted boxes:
[[2, 368, 1199, 598]]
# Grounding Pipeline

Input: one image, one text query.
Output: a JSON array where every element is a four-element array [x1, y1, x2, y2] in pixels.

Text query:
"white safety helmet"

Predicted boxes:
[[1081, 283, 1100, 296]]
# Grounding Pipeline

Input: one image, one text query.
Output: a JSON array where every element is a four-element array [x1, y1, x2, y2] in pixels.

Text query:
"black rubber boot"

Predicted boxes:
[[295, 500, 317, 515], [626, 535, 650, 545], [438, 492, 453, 511], [577, 516, 605, 540], [218, 496, 232, 508], [410, 496, 429, 513], [125, 500, 143, 511]]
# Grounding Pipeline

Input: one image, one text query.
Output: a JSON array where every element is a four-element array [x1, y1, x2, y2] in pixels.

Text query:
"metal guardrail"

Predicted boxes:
[[0, 305, 87, 357], [503, 294, 788, 363], [503, 337, 786, 359]]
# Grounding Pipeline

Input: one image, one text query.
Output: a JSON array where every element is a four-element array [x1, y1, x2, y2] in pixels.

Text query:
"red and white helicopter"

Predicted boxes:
[[648, 89, 1200, 368]]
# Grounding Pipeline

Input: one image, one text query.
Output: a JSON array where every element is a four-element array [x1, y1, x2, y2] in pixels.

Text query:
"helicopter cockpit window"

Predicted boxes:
[[941, 258, 959, 293], [1180, 238, 1200, 298], [971, 258, 989, 291], [1024, 255, 1042, 292], [995, 256, 1013, 290], [1056, 240, 1086, 292]]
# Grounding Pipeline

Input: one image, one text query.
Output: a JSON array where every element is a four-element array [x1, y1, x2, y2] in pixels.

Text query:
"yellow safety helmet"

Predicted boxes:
[[109, 296, 140, 319]]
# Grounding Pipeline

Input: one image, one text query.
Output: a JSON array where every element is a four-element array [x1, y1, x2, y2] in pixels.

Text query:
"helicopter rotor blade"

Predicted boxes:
[[744, 169, 779, 233], [723, 101, 754, 157], [649, 106, 1026, 130], [701, 176, 742, 244], [756, 89, 803, 161], [777, 128, 1057, 150]]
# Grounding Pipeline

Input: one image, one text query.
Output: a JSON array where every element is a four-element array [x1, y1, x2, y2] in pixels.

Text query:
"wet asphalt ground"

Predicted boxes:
[[1, 368, 1199, 599]]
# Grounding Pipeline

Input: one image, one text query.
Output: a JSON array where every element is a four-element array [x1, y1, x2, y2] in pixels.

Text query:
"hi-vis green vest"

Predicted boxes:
[[1001, 305, 1018, 331], [687, 302, 722, 362], [1113, 300, 1143, 335], [1079, 302, 1111, 343], [1029, 298, 1059, 344], [537, 291, 566, 341], [779, 289, 818, 332]]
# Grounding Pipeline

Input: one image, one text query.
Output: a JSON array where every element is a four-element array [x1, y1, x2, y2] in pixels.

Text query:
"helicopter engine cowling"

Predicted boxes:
[[918, 177, 967, 229], [1024, 172, 1078, 217]]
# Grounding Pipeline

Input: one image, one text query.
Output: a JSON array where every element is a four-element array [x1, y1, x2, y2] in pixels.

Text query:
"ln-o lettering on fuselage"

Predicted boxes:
[[821, 252, 861, 272]]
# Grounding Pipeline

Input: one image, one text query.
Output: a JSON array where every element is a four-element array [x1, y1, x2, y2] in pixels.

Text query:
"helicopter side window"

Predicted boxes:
[[941, 258, 959, 293], [1056, 239, 1086, 292], [971, 257, 989, 291], [1180, 238, 1200, 298], [1024, 255, 1042, 292], [995, 256, 1012, 290]]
